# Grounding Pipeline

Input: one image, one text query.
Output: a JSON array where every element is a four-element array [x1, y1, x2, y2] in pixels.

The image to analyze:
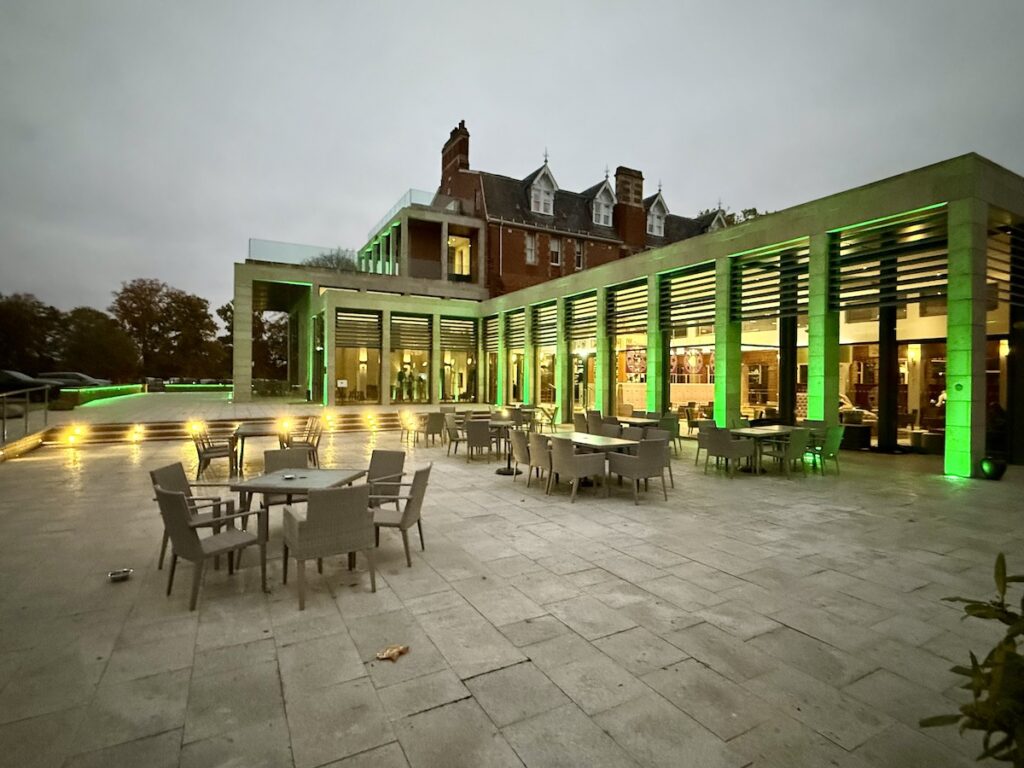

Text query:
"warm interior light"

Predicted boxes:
[[999, 339, 1009, 359]]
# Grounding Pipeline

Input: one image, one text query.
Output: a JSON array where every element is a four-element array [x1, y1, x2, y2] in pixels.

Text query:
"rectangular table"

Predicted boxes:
[[553, 432, 638, 451], [233, 422, 283, 471], [730, 425, 796, 473], [617, 416, 659, 428], [230, 468, 367, 514]]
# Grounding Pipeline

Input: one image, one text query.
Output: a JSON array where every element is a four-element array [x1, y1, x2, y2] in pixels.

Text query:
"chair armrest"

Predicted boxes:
[[370, 472, 406, 482], [188, 499, 236, 514], [369, 494, 411, 502]]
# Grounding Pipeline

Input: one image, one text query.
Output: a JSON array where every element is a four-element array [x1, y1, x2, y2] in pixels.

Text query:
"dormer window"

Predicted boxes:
[[530, 166, 557, 216], [593, 185, 615, 226], [646, 194, 669, 236]]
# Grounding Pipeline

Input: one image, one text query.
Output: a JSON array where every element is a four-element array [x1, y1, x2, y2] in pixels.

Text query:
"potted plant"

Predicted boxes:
[[920, 553, 1024, 766]]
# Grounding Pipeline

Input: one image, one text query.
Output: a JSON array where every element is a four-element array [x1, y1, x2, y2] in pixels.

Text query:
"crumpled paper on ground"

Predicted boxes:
[[375, 644, 409, 662]]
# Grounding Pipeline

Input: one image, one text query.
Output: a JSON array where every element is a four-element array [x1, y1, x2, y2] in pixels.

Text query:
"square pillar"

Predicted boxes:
[[440, 221, 449, 283], [430, 314, 441, 404], [556, 297, 569, 423], [595, 286, 611, 415], [496, 311, 507, 407], [645, 274, 665, 413], [325, 303, 336, 406], [945, 198, 988, 477], [380, 309, 392, 406], [232, 273, 253, 403], [806, 233, 839, 425], [523, 307, 534, 404], [399, 217, 410, 277], [714, 257, 741, 426]]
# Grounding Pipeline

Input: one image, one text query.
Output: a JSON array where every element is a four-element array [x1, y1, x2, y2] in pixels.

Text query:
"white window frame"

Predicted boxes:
[[593, 193, 613, 226], [647, 212, 665, 236], [575, 240, 584, 271], [530, 174, 555, 216], [525, 233, 537, 265], [549, 237, 561, 267]]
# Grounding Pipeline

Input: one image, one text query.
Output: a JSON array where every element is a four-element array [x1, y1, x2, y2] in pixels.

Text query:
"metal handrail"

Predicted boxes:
[[0, 385, 50, 445]]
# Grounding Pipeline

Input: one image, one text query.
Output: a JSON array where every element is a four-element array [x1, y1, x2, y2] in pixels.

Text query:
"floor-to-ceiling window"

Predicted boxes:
[[483, 315, 499, 404], [390, 314, 431, 403], [660, 263, 717, 413], [532, 303, 557, 405], [335, 310, 381, 404], [505, 310, 525, 403], [567, 293, 597, 411], [609, 281, 647, 414], [440, 317, 478, 402]]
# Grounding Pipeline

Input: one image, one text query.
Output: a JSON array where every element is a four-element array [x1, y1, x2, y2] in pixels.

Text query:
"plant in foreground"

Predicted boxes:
[[920, 553, 1024, 766]]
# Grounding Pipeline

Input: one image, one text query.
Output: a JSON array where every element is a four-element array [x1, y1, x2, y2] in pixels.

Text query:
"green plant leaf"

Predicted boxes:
[[995, 553, 1007, 597], [919, 714, 961, 728]]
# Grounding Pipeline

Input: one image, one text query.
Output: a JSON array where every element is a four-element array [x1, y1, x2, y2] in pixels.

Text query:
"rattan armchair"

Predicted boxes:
[[548, 437, 606, 502], [150, 462, 234, 570], [190, 423, 237, 479], [608, 439, 668, 504], [370, 464, 431, 567]]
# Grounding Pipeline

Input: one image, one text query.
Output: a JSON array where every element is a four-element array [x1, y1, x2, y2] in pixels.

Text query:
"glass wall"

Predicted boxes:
[[390, 314, 431, 404], [536, 347, 556, 404], [508, 351, 525, 403], [484, 315, 499, 404], [335, 347, 381, 404], [571, 344, 596, 411], [440, 350, 476, 402], [614, 332, 646, 414]]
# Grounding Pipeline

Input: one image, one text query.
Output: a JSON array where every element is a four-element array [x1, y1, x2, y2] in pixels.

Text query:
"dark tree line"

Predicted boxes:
[[0, 279, 287, 383]]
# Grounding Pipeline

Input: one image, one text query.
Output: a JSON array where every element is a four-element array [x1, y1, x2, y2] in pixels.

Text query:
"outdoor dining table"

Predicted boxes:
[[730, 425, 796, 474], [553, 432, 639, 451], [230, 467, 368, 515], [489, 418, 519, 476], [617, 416, 659, 428], [233, 421, 283, 472]]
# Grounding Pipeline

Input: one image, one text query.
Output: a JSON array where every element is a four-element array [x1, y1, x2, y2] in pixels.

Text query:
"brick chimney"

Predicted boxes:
[[441, 120, 470, 191], [613, 166, 646, 250]]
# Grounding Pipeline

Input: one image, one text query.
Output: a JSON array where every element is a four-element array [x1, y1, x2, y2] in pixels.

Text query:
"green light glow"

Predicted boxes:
[[80, 392, 148, 407], [726, 237, 808, 261], [826, 202, 947, 234], [164, 384, 232, 391], [61, 384, 142, 394], [274, 280, 313, 287]]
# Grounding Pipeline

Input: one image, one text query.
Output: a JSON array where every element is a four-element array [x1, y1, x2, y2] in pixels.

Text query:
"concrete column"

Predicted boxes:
[[430, 314, 441, 404], [232, 271, 253, 403], [496, 311, 507, 406], [645, 274, 665, 413], [523, 307, 534, 404], [325, 303, 336, 406], [713, 257, 741, 426], [475, 319, 485, 404], [440, 221, 449, 283], [380, 309, 391, 406], [945, 198, 988, 477], [595, 286, 610, 415], [399, 216, 410, 277], [806, 233, 840, 426], [389, 227, 397, 275], [556, 297, 569, 424]]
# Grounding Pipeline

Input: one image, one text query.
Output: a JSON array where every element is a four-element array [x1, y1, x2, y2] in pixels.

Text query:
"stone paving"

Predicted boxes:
[[0, 428, 1021, 767]]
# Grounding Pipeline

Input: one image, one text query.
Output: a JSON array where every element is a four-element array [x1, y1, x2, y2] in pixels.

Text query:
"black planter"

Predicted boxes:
[[979, 457, 1008, 480]]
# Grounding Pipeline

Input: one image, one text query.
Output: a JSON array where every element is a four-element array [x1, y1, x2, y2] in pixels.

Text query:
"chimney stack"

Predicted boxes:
[[613, 166, 646, 249], [441, 120, 470, 189]]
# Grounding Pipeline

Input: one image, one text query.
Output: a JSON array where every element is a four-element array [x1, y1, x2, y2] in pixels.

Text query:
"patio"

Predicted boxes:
[[0, 428, 1020, 767]]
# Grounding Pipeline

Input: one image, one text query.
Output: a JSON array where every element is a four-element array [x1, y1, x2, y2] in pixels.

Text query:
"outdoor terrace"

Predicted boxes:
[[0, 412, 1019, 767]]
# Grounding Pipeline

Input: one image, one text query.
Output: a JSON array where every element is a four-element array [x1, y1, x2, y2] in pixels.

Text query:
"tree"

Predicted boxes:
[[303, 247, 357, 271], [59, 307, 138, 381], [217, 301, 288, 380], [0, 293, 64, 373], [109, 279, 166, 373]]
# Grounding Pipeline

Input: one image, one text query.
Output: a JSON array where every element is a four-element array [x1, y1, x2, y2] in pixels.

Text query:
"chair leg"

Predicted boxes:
[[366, 549, 376, 593], [513, 461, 519, 481], [158, 531, 168, 570], [375, 525, 380, 547], [570, 479, 579, 504], [282, 543, 289, 584], [317, 558, 323, 575], [667, 462, 675, 488], [189, 560, 205, 611], [227, 550, 234, 575], [259, 544, 267, 592], [297, 559, 306, 610], [166, 553, 177, 595], [401, 529, 412, 567], [234, 547, 243, 572], [348, 552, 355, 571], [417, 519, 425, 550], [661, 471, 668, 501]]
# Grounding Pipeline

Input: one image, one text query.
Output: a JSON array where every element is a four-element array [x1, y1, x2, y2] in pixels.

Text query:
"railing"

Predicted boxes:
[[1, 386, 50, 445], [248, 239, 346, 267], [367, 189, 464, 239]]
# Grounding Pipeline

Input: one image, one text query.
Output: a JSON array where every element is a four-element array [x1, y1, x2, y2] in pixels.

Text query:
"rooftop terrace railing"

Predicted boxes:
[[248, 238, 360, 268], [1, 386, 50, 446], [367, 189, 464, 239]]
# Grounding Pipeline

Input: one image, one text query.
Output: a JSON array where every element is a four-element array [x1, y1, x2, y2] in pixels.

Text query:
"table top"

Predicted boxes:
[[553, 432, 638, 449], [489, 419, 514, 427], [618, 416, 658, 427], [731, 425, 797, 439], [230, 468, 366, 493], [234, 422, 282, 438]]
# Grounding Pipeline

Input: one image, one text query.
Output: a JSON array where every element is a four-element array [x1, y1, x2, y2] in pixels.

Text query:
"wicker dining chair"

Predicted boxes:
[[190, 423, 237, 479], [370, 464, 431, 567], [608, 439, 668, 504], [150, 462, 233, 570]]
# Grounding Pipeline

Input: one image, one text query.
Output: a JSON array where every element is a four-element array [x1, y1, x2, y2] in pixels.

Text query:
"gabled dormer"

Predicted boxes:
[[709, 210, 728, 232], [645, 192, 669, 237], [526, 164, 558, 216], [585, 179, 616, 227]]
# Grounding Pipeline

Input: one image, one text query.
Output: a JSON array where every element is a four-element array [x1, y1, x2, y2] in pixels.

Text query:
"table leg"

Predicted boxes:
[[495, 427, 521, 476], [238, 437, 246, 475]]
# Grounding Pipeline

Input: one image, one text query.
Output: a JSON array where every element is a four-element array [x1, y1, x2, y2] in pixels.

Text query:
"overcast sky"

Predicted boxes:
[[2, 0, 1023, 312]]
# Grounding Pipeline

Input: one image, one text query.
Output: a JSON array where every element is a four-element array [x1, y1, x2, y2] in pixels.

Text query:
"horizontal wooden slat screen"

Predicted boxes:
[[607, 281, 648, 336], [335, 310, 381, 348], [440, 317, 477, 351], [987, 220, 1024, 308], [483, 315, 499, 352], [567, 292, 597, 341], [390, 314, 431, 350], [505, 310, 526, 348], [532, 303, 558, 347], [731, 238, 810, 321], [829, 206, 948, 311], [659, 261, 717, 332]]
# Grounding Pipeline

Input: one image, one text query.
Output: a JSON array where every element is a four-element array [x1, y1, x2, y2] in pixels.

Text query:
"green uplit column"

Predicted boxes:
[[232, 270, 253, 403], [325, 302, 336, 406], [430, 314, 441, 404], [645, 274, 665, 412], [523, 307, 534, 404], [713, 257, 741, 426], [380, 309, 391, 406], [807, 233, 839, 425], [295, 291, 311, 401], [496, 311, 507, 407], [945, 198, 988, 478], [556, 297, 569, 424], [475, 320, 484, 404], [595, 286, 610, 415]]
